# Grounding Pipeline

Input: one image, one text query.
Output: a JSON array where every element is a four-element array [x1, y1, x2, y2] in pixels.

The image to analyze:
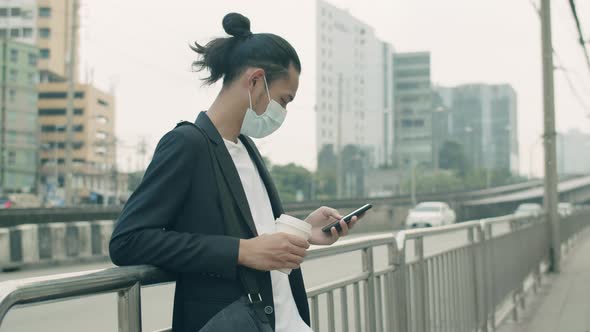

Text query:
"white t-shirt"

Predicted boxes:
[[223, 138, 312, 332]]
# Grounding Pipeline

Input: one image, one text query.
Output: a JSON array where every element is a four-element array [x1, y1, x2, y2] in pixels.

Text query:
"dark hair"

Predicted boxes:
[[191, 13, 301, 86]]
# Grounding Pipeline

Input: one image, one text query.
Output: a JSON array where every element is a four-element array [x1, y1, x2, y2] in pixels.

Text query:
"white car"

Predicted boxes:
[[405, 202, 456, 228], [514, 203, 543, 217]]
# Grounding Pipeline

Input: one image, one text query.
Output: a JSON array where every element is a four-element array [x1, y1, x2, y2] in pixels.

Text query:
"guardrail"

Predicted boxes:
[[0, 179, 542, 226], [0, 210, 588, 331]]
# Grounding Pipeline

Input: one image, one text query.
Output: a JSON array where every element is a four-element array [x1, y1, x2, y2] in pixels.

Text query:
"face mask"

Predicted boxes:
[[240, 76, 287, 138]]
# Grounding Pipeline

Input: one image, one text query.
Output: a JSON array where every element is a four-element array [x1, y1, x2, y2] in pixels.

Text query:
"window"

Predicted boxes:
[[7, 151, 16, 165], [9, 69, 17, 82], [10, 28, 20, 38], [9, 49, 18, 62], [97, 98, 108, 106], [23, 28, 33, 38], [96, 116, 108, 124], [10, 8, 21, 17], [0, 29, 5, 37], [72, 142, 84, 149], [40, 49, 50, 59], [39, 108, 84, 116], [27, 73, 37, 84], [28, 53, 37, 65], [73, 125, 84, 132], [39, 7, 51, 17], [8, 89, 16, 102], [39, 28, 50, 38], [38, 92, 84, 99], [0, 8, 7, 17]]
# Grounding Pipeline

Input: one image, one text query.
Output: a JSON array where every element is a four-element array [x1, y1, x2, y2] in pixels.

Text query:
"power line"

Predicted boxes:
[[528, 0, 590, 113], [567, 0, 590, 72], [553, 50, 590, 112]]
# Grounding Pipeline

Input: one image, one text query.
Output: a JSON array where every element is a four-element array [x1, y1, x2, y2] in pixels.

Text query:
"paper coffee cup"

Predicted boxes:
[[275, 214, 312, 275]]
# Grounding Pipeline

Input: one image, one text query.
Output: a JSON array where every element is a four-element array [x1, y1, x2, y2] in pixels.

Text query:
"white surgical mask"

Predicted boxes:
[[240, 76, 287, 138]]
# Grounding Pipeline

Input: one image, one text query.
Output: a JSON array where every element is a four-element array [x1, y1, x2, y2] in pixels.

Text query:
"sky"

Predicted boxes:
[[77, 0, 590, 176]]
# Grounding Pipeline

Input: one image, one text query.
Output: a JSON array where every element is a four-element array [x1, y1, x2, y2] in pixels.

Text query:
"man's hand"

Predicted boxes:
[[238, 233, 310, 271], [305, 206, 364, 246]]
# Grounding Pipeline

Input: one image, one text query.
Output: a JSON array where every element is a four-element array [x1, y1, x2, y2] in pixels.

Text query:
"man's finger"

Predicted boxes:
[[286, 234, 310, 249], [348, 216, 359, 230], [324, 207, 342, 220], [330, 226, 340, 240], [339, 220, 349, 236]]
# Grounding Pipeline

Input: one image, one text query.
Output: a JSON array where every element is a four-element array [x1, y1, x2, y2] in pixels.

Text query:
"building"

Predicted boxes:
[[393, 52, 433, 168], [315, 0, 394, 169], [0, 39, 39, 193], [315, 0, 394, 197], [0, 0, 78, 82], [435, 84, 519, 174], [38, 83, 116, 203], [557, 129, 590, 176]]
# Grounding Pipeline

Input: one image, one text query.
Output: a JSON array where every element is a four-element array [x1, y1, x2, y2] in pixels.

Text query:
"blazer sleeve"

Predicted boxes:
[[109, 130, 239, 280]]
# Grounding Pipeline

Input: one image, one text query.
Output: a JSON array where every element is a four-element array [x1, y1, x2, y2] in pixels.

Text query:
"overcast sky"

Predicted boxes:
[[78, 0, 590, 176]]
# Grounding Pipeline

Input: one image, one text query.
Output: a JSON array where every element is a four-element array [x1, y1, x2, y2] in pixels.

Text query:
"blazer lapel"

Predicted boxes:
[[195, 112, 258, 237], [240, 135, 285, 219]]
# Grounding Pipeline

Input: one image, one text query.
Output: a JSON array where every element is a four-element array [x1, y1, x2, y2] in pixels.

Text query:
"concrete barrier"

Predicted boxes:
[[49, 223, 67, 261], [91, 220, 114, 257], [0, 220, 115, 270], [16, 224, 39, 264], [37, 224, 52, 260], [0, 229, 9, 266], [71, 222, 92, 258]]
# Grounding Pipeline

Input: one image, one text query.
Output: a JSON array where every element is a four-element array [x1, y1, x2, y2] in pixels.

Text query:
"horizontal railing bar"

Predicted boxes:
[[396, 220, 482, 248], [306, 233, 396, 260], [374, 266, 396, 277], [0, 266, 174, 323], [306, 272, 369, 297]]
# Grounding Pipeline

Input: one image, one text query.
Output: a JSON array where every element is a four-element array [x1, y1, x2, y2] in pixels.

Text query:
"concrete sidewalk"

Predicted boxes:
[[498, 234, 590, 332]]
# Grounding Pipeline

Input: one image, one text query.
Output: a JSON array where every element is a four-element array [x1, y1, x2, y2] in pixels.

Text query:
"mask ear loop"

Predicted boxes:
[[263, 75, 271, 102], [248, 88, 253, 110]]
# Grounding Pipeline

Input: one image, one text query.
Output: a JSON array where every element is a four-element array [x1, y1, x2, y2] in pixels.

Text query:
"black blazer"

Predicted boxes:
[[109, 112, 310, 331]]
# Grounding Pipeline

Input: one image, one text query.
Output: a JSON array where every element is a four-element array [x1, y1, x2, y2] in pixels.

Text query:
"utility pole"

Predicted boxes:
[[336, 73, 343, 199], [64, 0, 78, 205], [541, 0, 560, 272]]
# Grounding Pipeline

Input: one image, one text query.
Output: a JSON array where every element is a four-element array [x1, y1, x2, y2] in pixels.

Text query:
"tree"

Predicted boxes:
[[270, 163, 313, 202], [439, 141, 467, 176]]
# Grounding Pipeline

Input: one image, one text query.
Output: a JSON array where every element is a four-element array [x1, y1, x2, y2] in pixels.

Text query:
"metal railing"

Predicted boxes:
[[0, 210, 589, 332]]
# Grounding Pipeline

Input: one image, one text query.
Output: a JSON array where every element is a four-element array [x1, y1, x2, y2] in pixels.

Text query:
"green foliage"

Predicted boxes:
[[270, 163, 313, 202]]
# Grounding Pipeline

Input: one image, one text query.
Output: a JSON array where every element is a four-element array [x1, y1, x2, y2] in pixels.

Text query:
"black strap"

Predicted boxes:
[[175, 121, 268, 321]]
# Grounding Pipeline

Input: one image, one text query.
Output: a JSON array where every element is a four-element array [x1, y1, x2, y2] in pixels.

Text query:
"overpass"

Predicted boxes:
[[3, 176, 590, 272]]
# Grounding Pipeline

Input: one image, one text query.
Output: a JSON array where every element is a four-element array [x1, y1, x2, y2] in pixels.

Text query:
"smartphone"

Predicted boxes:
[[322, 204, 373, 233]]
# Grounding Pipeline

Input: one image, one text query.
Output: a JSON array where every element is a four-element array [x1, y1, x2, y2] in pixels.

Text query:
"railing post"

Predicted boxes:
[[469, 227, 485, 332], [393, 239, 409, 332], [118, 282, 142, 332], [414, 237, 429, 332], [362, 247, 377, 332], [485, 223, 496, 331], [386, 241, 396, 332]]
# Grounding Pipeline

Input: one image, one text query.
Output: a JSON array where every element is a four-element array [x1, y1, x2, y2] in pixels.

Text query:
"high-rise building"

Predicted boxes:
[[434, 84, 519, 173], [0, 0, 78, 82], [315, 0, 395, 197], [0, 40, 39, 193], [393, 52, 433, 168], [315, 0, 394, 197], [38, 83, 116, 203]]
